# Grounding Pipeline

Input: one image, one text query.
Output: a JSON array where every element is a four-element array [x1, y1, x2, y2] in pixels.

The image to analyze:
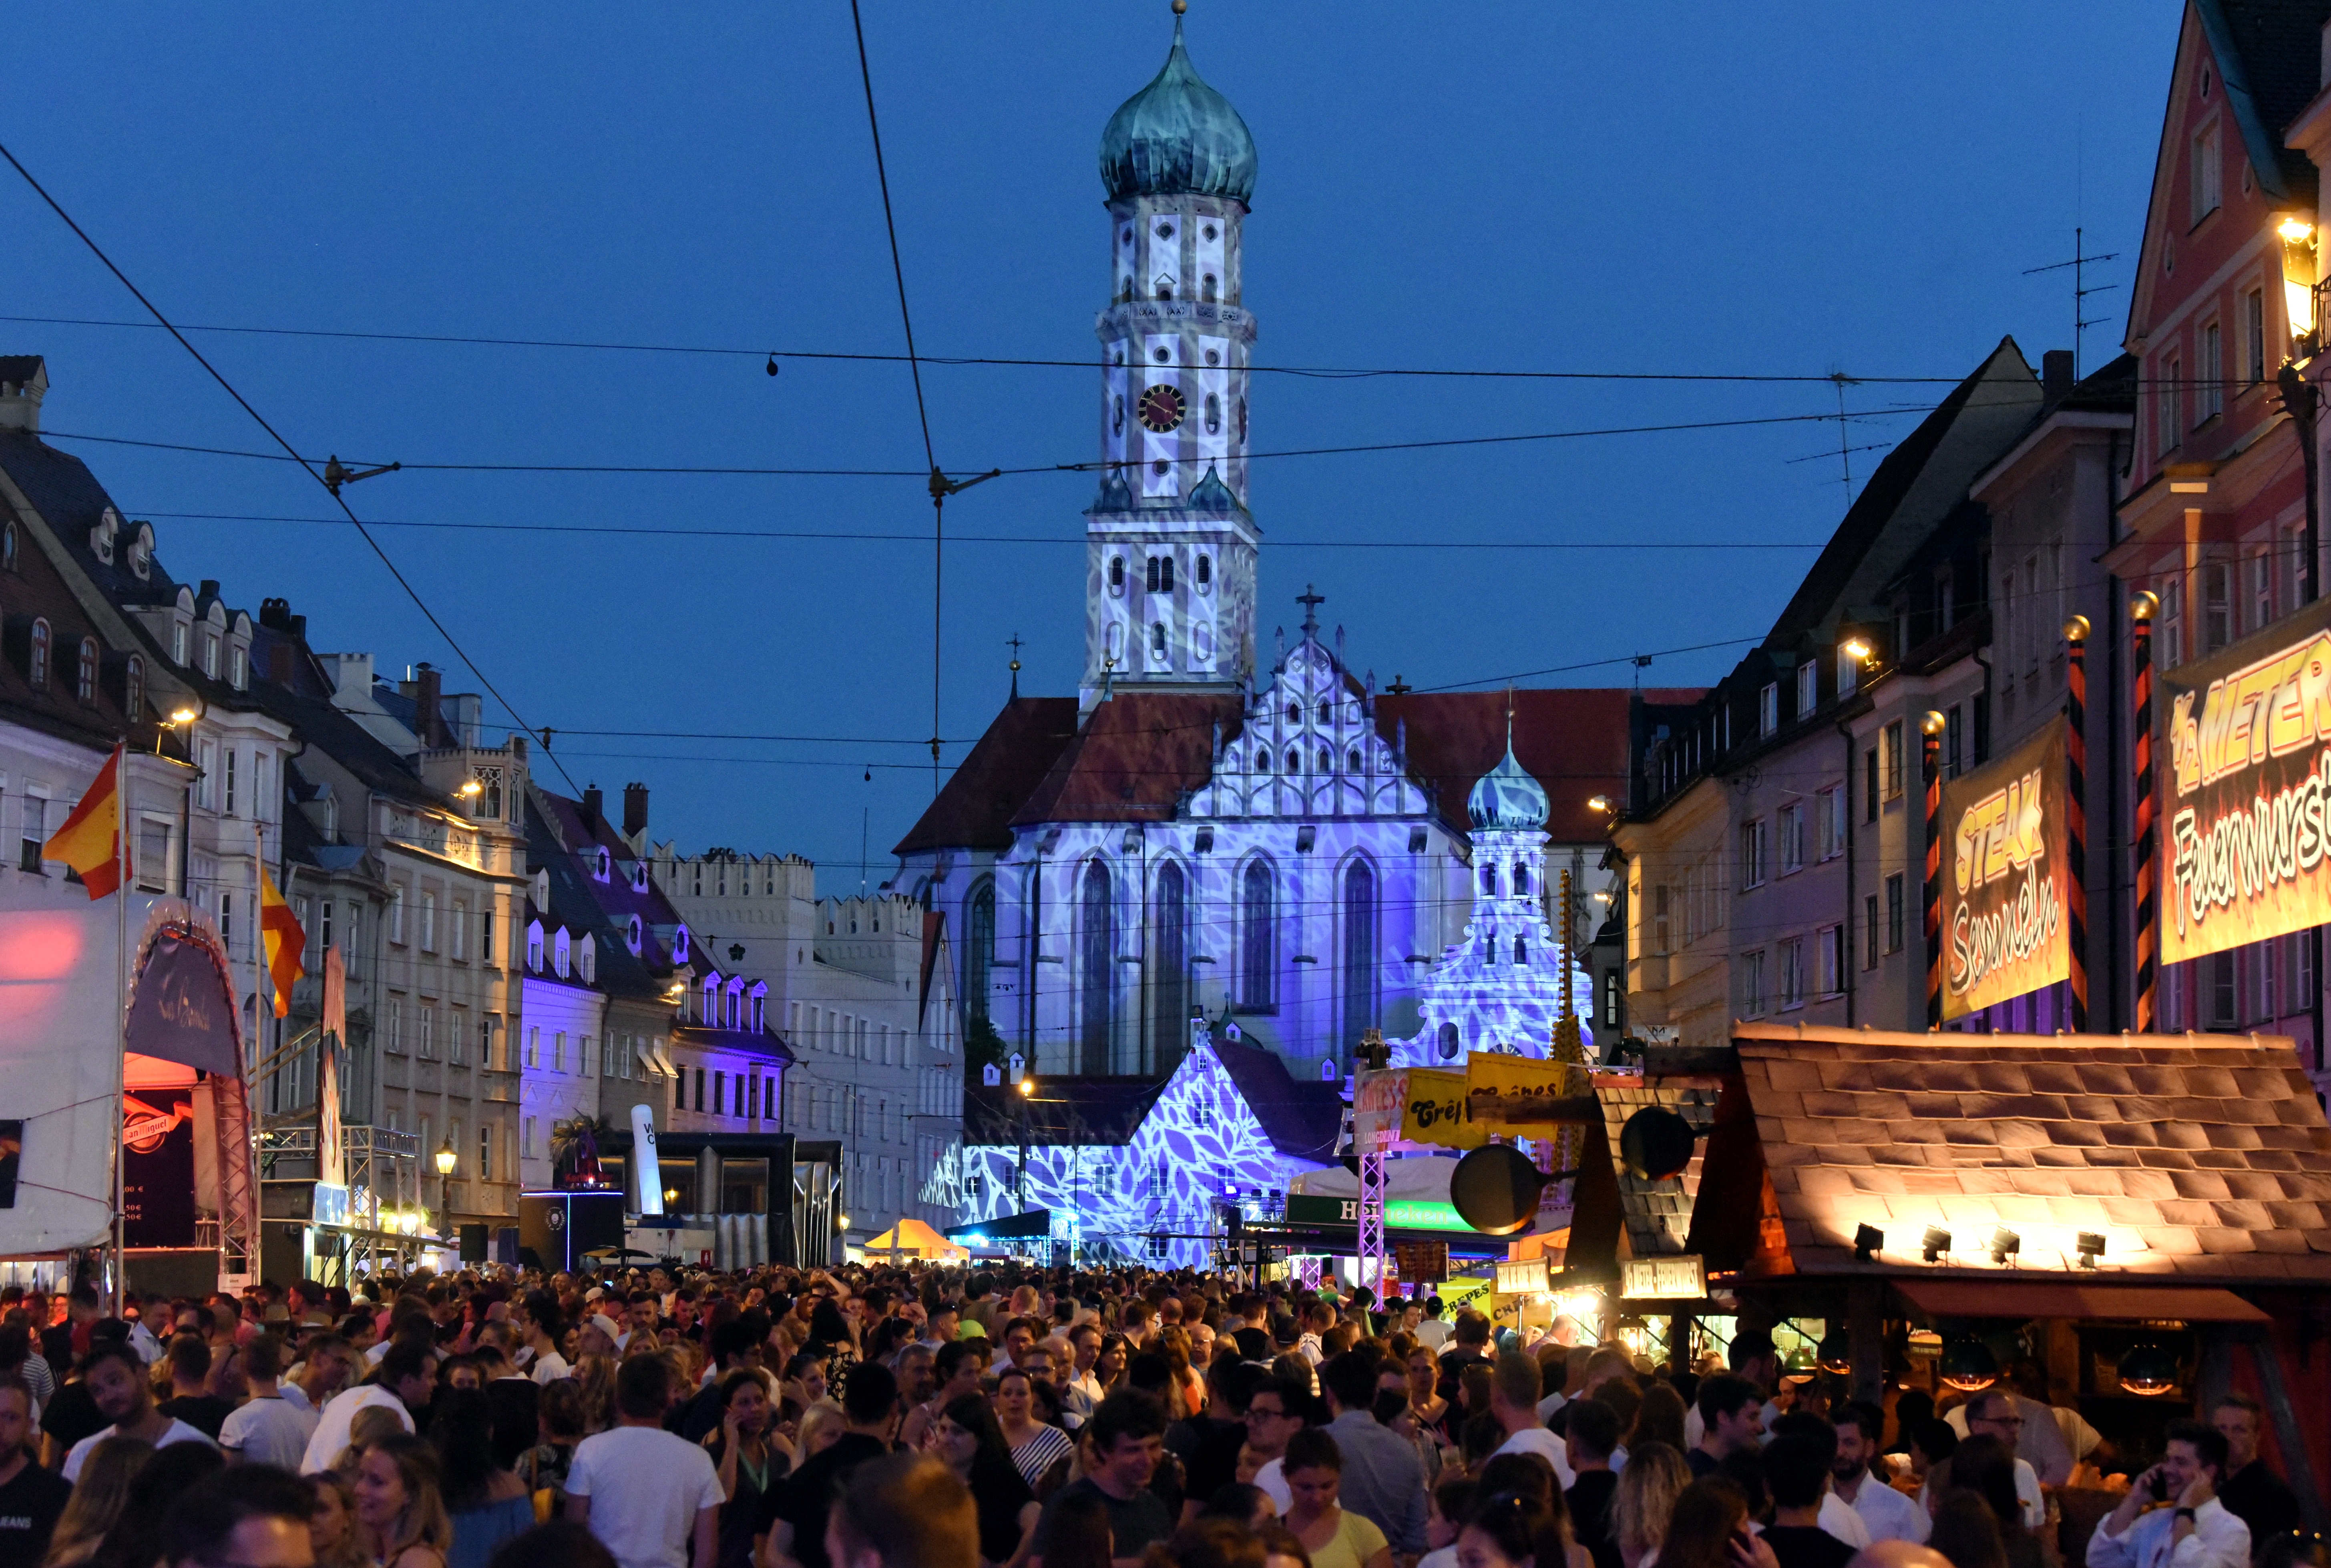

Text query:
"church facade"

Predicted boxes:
[[892, 16, 1687, 1095]]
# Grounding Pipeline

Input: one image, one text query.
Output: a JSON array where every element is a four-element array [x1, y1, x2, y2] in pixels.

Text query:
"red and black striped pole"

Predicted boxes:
[[1923, 710, 1946, 1030], [2131, 591, 2159, 1033], [2064, 615, 2090, 1034]]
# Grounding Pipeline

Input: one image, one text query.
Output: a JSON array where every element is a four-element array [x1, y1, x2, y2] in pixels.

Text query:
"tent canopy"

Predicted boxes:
[[864, 1218, 968, 1259]]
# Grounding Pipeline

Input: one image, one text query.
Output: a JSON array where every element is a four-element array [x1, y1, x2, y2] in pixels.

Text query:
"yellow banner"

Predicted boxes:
[[1399, 1068, 1483, 1149], [1939, 717, 2070, 1019], [2162, 599, 2331, 964], [1465, 1052, 1582, 1102]]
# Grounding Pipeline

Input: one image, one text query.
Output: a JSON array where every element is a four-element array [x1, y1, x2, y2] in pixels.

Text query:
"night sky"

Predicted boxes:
[[2, 4, 2175, 889]]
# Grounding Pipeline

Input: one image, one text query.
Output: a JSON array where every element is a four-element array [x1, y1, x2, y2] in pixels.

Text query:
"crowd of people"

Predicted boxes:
[[0, 1260, 2309, 1568]]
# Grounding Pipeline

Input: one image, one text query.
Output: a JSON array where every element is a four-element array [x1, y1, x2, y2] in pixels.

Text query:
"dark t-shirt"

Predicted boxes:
[[0, 1458, 72, 1568], [766, 1431, 888, 1568], [37, 1383, 103, 1452], [1034, 1478, 1174, 1562], [1184, 1418, 1250, 1511], [1685, 1446, 1722, 1479], [158, 1394, 235, 1440], [2220, 1460, 2305, 1546], [1232, 1327, 1271, 1361], [1568, 1471, 1622, 1568], [1762, 1525, 1858, 1568]]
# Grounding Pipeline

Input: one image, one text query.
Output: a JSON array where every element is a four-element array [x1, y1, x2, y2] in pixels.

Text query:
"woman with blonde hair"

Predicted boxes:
[[306, 1469, 367, 1568], [572, 1355, 619, 1435], [1156, 1326, 1202, 1419], [42, 1436, 150, 1568], [795, 1401, 849, 1462], [1612, 1442, 1692, 1568], [352, 1431, 454, 1568], [334, 1405, 410, 1477]]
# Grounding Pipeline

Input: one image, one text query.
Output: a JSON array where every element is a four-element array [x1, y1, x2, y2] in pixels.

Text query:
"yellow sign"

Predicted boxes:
[[1465, 1051, 1582, 1103], [1939, 717, 2070, 1020], [1399, 1068, 1483, 1149], [2162, 600, 2331, 963], [1496, 1257, 1549, 1294]]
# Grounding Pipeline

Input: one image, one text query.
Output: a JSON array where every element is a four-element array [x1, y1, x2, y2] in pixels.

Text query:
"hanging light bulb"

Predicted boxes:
[[1937, 1336, 1999, 1393], [2117, 1344, 2181, 1396]]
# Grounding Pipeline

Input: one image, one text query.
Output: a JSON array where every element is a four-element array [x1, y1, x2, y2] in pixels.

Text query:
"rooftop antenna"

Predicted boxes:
[[2024, 227, 2120, 379], [1829, 371, 1859, 500]]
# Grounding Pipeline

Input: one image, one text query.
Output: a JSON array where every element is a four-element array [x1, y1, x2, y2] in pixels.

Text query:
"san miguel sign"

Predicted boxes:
[[1940, 716, 2069, 1020], [2162, 596, 2331, 964]]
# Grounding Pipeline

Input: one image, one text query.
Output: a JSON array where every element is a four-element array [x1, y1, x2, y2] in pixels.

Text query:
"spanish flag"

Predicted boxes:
[[259, 861, 305, 1020], [41, 743, 127, 899]]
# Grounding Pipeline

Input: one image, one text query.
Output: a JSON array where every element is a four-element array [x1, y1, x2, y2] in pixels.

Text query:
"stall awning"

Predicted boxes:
[[946, 1210, 1052, 1240], [1895, 1279, 2269, 1324]]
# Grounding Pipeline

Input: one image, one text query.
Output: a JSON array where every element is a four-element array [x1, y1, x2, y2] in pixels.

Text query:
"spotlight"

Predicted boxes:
[[1853, 1224, 1883, 1262], [1938, 1337, 1999, 1393], [2117, 1344, 2180, 1396], [2076, 1232, 2106, 1269], [1921, 1226, 1951, 1263], [1988, 1227, 2021, 1265]]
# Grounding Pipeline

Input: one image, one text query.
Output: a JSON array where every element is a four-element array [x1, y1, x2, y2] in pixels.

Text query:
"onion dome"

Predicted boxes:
[[1100, 20, 1257, 205], [1187, 464, 1240, 512], [1468, 741, 1549, 831]]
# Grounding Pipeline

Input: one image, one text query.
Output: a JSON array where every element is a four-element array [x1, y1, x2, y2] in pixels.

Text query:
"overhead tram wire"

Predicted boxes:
[[0, 139, 581, 793], [849, 0, 996, 798], [0, 309, 1980, 385]]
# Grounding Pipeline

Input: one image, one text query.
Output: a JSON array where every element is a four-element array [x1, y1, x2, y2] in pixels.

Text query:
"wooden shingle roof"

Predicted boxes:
[[1729, 1023, 2331, 1283]]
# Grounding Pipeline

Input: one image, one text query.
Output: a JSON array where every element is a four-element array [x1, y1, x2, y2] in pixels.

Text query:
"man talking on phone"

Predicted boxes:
[[2088, 1420, 2249, 1568]]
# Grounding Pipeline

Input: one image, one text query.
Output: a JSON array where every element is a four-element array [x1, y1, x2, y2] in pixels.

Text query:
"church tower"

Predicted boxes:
[[1083, 14, 1260, 710]]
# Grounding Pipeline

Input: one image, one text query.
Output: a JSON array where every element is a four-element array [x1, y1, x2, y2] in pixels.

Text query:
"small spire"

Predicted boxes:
[[1007, 632, 1024, 699], [1297, 584, 1325, 636]]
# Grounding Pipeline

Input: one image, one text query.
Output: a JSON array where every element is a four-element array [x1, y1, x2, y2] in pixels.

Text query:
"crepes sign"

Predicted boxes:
[[1939, 717, 2068, 1020], [2162, 596, 2331, 964]]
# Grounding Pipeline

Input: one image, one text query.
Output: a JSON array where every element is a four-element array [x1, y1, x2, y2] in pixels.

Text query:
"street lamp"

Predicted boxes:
[[1586, 795, 1612, 814], [435, 1139, 457, 1239]]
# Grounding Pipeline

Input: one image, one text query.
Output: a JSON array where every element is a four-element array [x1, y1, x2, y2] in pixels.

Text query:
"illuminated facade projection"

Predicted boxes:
[[958, 1020, 1340, 1265]]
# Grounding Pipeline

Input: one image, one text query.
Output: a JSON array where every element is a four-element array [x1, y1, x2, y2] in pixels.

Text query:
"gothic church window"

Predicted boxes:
[[1152, 861, 1188, 1067], [1514, 935, 1528, 964], [1481, 865, 1497, 896], [965, 880, 995, 1024], [1513, 864, 1530, 895], [1342, 859, 1377, 1056], [1347, 748, 1360, 773], [1240, 859, 1276, 1010], [1285, 748, 1300, 774], [1080, 860, 1114, 1072]]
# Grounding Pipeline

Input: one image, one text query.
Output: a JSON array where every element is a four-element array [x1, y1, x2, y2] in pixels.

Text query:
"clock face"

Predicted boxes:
[[1137, 383, 1186, 434]]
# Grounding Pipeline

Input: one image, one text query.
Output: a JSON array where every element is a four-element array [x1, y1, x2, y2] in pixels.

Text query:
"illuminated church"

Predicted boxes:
[[891, 13, 1666, 1248]]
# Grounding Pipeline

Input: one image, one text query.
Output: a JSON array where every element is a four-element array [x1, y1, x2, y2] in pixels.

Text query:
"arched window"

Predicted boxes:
[[1151, 622, 1167, 659], [1285, 747, 1300, 774], [1108, 556, 1125, 595], [1079, 860, 1114, 1073], [1318, 746, 1332, 773], [1347, 748, 1361, 773], [965, 879, 996, 1024], [1514, 863, 1530, 895], [27, 619, 48, 689], [1437, 1021, 1461, 1061], [1196, 556, 1212, 590], [76, 638, 97, 702], [1514, 935, 1529, 964], [1481, 864, 1497, 896], [1151, 861, 1188, 1069], [1342, 859, 1378, 1057], [1240, 859, 1276, 1010], [0, 521, 14, 570], [1255, 749, 1269, 774], [125, 657, 144, 718]]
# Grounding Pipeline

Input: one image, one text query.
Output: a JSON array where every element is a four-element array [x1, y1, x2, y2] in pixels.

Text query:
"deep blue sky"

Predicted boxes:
[[4, 4, 2175, 889]]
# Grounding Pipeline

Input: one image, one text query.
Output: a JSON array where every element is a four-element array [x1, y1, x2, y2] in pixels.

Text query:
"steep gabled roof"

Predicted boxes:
[[1009, 691, 1245, 829], [893, 697, 1080, 855], [1212, 1036, 1344, 1163], [965, 1076, 1170, 1145], [2196, 0, 2331, 201]]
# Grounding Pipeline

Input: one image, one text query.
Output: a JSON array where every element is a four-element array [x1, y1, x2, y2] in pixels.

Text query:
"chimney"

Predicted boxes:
[[198, 579, 221, 602], [0, 358, 48, 434], [583, 785, 603, 825], [414, 663, 443, 748], [2041, 349, 2074, 404], [623, 782, 650, 839]]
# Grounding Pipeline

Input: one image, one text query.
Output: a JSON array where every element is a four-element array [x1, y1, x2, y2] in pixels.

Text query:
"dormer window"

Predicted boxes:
[[75, 639, 96, 703], [578, 938, 596, 984], [28, 619, 49, 689], [128, 524, 152, 581], [229, 645, 247, 690], [125, 657, 144, 719], [526, 923, 544, 972], [594, 848, 611, 881], [627, 914, 643, 955], [91, 510, 117, 565], [203, 636, 219, 680], [553, 928, 571, 979], [631, 862, 647, 892], [171, 621, 188, 665], [673, 926, 689, 962]]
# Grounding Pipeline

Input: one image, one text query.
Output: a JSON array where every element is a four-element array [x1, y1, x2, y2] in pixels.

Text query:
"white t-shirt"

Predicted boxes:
[[1843, 1474, 1929, 1544], [1255, 1456, 1290, 1512], [219, 1393, 319, 1471], [1494, 1425, 1575, 1489], [299, 1384, 415, 1475], [1415, 1320, 1453, 1351], [531, 1351, 573, 1385], [64, 1418, 215, 1481], [568, 1424, 728, 1568]]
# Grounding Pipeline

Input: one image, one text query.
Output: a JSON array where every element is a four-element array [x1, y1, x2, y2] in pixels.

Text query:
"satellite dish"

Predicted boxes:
[[1620, 1106, 1700, 1181], [1450, 1144, 1554, 1236]]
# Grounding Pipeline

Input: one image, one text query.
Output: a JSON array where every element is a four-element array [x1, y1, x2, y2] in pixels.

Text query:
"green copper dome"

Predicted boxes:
[[1100, 20, 1256, 205]]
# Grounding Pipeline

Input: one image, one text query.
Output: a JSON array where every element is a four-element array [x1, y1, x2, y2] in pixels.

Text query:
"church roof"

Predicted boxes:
[[892, 697, 1081, 855], [1099, 19, 1257, 205], [1375, 688, 1701, 844], [965, 1076, 1171, 1145], [1008, 691, 1245, 829], [1212, 1035, 1346, 1163]]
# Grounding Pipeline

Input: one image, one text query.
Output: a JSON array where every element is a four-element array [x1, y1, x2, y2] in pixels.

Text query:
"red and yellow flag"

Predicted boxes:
[[41, 744, 127, 899], [259, 861, 306, 1020]]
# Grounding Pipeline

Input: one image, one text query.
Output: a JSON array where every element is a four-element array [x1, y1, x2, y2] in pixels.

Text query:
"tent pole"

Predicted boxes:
[[111, 751, 128, 1314]]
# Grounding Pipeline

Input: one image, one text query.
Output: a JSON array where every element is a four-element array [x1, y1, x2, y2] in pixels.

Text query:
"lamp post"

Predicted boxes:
[[434, 1138, 456, 1247]]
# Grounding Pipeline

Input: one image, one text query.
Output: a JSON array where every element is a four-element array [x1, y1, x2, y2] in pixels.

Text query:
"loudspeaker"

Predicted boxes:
[[459, 1224, 487, 1263]]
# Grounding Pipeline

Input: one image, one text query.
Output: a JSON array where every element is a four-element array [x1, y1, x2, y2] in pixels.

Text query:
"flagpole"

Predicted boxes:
[[110, 747, 127, 1316]]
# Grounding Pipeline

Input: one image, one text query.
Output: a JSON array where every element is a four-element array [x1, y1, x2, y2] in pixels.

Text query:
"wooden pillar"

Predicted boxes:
[[1848, 1279, 1885, 1407]]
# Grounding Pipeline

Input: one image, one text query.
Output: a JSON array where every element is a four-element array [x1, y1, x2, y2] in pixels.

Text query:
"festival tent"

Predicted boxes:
[[863, 1218, 969, 1260]]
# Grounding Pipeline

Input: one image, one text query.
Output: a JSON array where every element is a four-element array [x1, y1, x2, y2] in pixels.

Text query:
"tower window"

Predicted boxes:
[[1482, 864, 1498, 895], [1514, 863, 1529, 894], [1121, 227, 1132, 243], [1151, 459, 1169, 476], [1151, 622, 1167, 658], [1156, 221, 1174, 240], [1142, 556, 1172, 593], [1318, 746, 1332, 773], [1205, 394, 1221, 433], [1202, 223, 1217, 241], [1286, 748, 1301, 774], [1156, 283, 1172, 300], [1204, 348, 1220, 366], [1108, 556, 1125, 595], [1286, 702, 1300, 722], [1347, 747, 1361, 772], [1514, 935, 1528, 963], [1202, 274, 1217, 301], [1196, 556, 1212, 589], [1153, 346, 1170, 362]]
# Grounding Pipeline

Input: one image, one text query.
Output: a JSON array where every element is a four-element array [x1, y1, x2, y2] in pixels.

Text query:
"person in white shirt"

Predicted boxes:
[[298, 1344, 434, 1475], [281, 1333, 356, 1416], [1947, 1387, 2076, 1486], [1488, 1351, 1574, 1488], [2089, 1422, 2251, 1568], [567, 1355, 726, 1568], [1832, 1402, 1927, 1544], [1295, 1301, 1333, 1367], [1958, 1389, 2048, 1529], [517, 1291, 571, 1385], [1060, 1323, 1105, 1429], [218, 1333, 317, 1471], [1415, 1299, 1453, 1353], [61, 1343, 218, 1482]]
